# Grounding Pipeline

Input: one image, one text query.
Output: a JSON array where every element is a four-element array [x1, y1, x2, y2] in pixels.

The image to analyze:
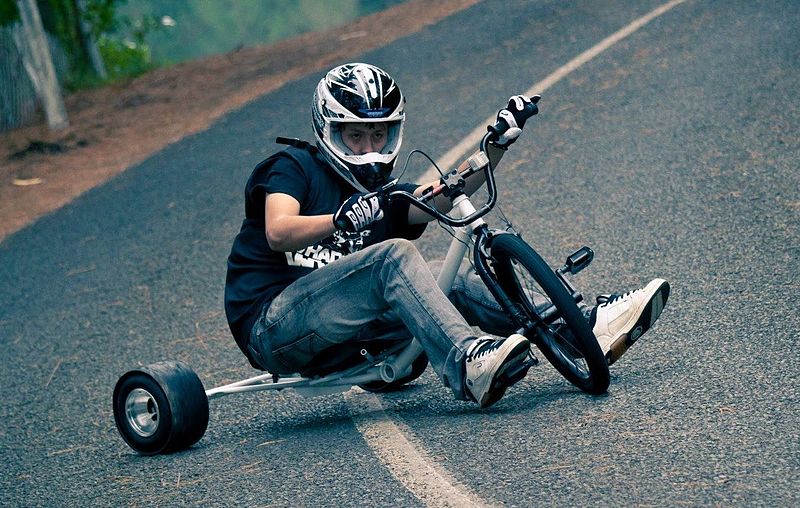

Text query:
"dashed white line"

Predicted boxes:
[[344, 388, 491, 507]]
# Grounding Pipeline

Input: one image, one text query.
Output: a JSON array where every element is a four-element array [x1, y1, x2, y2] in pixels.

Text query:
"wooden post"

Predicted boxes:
[[16, 0, 69, 130]]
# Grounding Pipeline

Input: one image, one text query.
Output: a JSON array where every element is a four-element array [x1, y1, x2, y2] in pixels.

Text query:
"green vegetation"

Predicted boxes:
[[81, 0, 158, 84], [5, 0, 406, 91], [0, 2, 20, 25], [2, 0, 163, 89], [119, 0, 406, 65]]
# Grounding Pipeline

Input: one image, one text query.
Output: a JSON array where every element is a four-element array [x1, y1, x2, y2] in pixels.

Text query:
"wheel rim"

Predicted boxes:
[[537, 327, 591, 379], [125, 388, 160, 437], [505, 256, 591, 380]]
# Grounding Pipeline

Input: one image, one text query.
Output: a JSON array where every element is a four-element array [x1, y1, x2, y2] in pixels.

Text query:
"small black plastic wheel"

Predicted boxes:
[[359, 352, 429, 393], [488, 234, 610, 395], [113, 361, 208, 455]]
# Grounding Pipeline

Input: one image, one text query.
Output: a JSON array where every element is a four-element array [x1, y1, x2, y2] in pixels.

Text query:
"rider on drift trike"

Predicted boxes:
[[224, 62, 670, 408]]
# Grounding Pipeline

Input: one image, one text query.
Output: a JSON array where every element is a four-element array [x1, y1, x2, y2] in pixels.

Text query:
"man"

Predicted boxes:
[[225, 63, 669, 408]]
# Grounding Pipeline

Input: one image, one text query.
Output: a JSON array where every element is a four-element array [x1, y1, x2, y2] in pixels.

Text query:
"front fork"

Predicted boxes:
[[471, 227, 535, 333], [472, 228, 594, 332], [471, 230, 542, 380]]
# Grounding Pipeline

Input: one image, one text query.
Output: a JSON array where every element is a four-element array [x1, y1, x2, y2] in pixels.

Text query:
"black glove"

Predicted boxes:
[[493, 94, 540, 148], [333, 193, 385, 233]]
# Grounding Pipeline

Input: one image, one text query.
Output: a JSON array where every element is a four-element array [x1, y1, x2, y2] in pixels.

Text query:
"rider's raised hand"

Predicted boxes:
[[493, 94, 541, 148], [333, 192, 385, 233]]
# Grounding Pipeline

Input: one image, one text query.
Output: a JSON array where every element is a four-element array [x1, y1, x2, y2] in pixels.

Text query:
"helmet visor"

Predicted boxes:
[[329, 120, 403, 166]]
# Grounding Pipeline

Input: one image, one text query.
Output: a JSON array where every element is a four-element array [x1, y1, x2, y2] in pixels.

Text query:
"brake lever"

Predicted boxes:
[[377, 178, 399, 193], [364, 178, 400, 205]]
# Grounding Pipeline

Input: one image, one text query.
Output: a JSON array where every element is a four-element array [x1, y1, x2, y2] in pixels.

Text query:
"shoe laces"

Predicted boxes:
[[596, 289, 635, 307], [466, 338, 500, 362]]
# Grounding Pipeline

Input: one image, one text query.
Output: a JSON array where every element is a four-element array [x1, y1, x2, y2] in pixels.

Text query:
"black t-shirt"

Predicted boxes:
[[224, 146, 426, 358]]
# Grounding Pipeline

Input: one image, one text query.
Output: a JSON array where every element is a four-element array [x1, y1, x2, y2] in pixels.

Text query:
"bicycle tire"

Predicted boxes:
[[488, 234, 610, 394]]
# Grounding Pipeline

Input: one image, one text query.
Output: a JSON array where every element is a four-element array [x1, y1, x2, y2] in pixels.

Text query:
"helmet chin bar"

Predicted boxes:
[[351, 162, 393, 191]]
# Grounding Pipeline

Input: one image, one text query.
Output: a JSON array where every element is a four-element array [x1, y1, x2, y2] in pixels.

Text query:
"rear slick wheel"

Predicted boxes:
[[489, 234, 610, 394], [113, 361, 209, 455]]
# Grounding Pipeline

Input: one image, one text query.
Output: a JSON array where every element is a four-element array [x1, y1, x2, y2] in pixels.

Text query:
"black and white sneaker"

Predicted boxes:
[[590, 278, 670, 365], [464, 334, 530, 408]]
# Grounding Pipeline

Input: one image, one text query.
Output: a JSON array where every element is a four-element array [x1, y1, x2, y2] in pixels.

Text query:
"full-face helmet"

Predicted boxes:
[[312, 63, 405, 191]]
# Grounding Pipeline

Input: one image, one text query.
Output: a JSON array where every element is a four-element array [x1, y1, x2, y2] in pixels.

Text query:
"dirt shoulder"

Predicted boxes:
[[0, 0, 478, 243]]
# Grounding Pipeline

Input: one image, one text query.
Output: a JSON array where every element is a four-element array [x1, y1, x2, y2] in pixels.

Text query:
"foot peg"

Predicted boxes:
[[562, 246, 594, 275]]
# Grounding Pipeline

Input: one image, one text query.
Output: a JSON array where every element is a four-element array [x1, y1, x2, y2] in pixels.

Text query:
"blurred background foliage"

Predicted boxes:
[[2, 0, 163, 89], [2, 0, 406, 89], [121, 0, 406, 66]]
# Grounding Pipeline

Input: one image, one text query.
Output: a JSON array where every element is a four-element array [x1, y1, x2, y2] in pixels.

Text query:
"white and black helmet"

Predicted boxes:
[[312, 63, 405, 191]]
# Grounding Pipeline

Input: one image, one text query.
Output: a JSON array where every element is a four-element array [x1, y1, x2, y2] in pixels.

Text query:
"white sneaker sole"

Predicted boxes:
[[602, 279, 670, 365]]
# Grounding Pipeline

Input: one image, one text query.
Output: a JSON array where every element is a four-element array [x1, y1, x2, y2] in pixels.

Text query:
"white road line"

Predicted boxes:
[[345, 1, 689, 505], [424, 0, 689, 182], [343, 388, 491, 508]]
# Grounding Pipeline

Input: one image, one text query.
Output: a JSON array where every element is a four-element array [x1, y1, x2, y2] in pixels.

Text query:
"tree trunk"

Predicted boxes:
[[15, 0, 69, 131], [74, 0, 107, 80]]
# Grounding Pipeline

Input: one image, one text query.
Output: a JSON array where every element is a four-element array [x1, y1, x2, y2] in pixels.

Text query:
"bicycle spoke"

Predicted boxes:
[[510, 258, 590, 378]]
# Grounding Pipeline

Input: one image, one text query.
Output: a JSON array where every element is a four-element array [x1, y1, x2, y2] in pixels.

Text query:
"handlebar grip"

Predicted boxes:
[[487, 117, 510, 137]]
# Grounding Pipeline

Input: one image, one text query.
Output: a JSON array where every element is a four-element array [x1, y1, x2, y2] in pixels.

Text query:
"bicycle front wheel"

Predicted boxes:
[[488, 234, 610, 394]]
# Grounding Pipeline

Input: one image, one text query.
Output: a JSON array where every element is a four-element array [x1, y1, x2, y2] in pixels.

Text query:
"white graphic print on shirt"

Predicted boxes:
[[285, 230, 370, 269]]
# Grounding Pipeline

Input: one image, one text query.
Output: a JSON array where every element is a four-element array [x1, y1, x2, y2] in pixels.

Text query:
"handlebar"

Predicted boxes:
[[376, 131, 500, 228], [369, 95, 540, 228]]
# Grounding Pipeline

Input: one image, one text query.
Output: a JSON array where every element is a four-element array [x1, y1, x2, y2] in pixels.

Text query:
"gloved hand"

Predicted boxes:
[[493, 94, 541, 148], [333, 193, 385, 233]]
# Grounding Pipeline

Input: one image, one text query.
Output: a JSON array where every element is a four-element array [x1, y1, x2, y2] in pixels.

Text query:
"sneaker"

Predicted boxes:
[[464, 334, 530, 408], [590, 278, 670, 365]]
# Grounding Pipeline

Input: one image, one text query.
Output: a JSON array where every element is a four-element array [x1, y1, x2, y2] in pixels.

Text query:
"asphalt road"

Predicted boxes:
[[1, 0, 798, 506]]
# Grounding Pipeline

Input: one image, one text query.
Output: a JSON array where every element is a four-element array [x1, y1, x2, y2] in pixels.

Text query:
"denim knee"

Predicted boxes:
[[385, 238, 425, 266]]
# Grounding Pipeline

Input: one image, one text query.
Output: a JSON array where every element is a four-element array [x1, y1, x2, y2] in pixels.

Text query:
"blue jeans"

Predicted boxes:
[[249, 238, 521, 401]]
